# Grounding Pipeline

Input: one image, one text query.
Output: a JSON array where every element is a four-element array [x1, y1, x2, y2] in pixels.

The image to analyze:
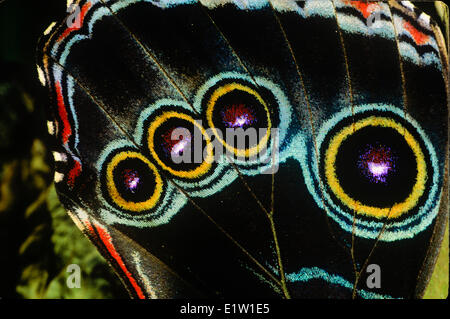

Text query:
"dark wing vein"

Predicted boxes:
[[98, 0, 200, 115], [387, 1, 409, 129], [351, 206, 394, 299], [198, 2, 275, 218], [330, 0, 356, 132], [268, 0, 352, 257]]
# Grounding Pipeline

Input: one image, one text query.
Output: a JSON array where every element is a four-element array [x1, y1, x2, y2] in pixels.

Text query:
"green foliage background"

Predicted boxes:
[[0, 0, 127, 299], [0, 80, 128, 299], [0, 0, 447, 299]]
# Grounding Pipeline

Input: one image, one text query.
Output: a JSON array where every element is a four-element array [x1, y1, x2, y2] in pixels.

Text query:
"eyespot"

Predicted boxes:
[[310, 104, 441, 241], [147, 111, 214, 179], [323, 116, 427, 219], [205, 81, 272, 158], [103, 150, 163, 213]]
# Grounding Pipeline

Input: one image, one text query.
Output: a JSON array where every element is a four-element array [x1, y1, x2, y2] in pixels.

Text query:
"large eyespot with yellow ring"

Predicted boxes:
[[204, 80, 273, 159], [309, 105, 443, 241], [101, 149, 163, 213], [146, 110, 214, 179], [318, 110, 434, 222]]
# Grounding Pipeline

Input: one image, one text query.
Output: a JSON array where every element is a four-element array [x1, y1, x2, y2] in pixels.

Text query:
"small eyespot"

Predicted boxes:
[[147, 111, 214, 179], [103, 150, 163, 213], [205, 82, 272, 159]]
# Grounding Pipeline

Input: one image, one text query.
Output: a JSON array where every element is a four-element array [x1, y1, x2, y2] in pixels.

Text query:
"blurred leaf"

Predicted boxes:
[[423, 223, 449, 299]]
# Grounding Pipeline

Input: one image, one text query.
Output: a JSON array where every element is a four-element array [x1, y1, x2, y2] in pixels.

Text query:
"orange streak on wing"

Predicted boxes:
[[343, 0, 378, 19], [403, 21, 430, 45]]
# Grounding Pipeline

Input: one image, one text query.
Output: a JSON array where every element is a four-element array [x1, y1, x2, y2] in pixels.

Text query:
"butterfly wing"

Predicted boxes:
[[37, 0, 448, 298]]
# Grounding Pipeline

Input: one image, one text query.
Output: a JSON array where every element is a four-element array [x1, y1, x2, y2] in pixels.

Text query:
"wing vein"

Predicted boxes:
[[330, 0, 356, 132], [351, 206, 394, 299], [268, 0, 352, 257], [387, 0, 409, 130], [98, 0, 200, 115]]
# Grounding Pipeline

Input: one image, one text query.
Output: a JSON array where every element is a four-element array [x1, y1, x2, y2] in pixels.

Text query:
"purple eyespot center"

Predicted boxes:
[[122, 168, 140, 193], [161, 127, 192, 158], [358, 144, 396, 184], [221, 103, 256, 128]]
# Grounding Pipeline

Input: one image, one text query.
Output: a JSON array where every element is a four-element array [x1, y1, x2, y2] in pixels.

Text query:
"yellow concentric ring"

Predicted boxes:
[[106, 151, 163, 212], [206, 83, 272, 158], [324, 116, 427, 219], [147, 111, 214, 179]]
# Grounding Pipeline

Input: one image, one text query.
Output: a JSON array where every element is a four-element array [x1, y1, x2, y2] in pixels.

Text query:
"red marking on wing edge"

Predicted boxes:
[[55, 81, 72, 144], [67, 159, 82, 189], [95, 224, 146, 299]]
